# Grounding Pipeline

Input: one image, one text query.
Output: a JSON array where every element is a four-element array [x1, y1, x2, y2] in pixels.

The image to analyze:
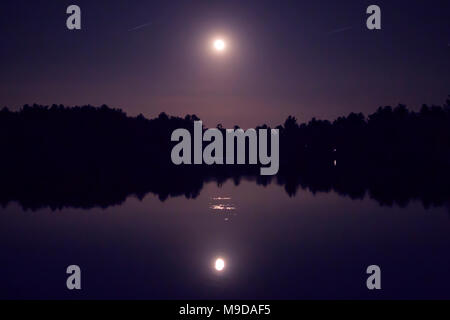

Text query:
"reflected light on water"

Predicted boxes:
[[210, 196, 236, 211], [209, 204, 236, 210], [215, 258, 225, 271], [210, 196, 237, 222]]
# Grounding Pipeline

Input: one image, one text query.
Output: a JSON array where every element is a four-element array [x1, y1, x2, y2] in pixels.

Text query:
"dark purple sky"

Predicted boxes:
[[0, 0, 449, 127]]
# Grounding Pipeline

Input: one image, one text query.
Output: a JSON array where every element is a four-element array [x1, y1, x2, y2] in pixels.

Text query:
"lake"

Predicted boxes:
[[1, 177, 449, 299]]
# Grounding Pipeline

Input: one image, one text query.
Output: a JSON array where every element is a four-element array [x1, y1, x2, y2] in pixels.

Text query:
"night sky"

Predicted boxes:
[[0, 0, 449, 127]]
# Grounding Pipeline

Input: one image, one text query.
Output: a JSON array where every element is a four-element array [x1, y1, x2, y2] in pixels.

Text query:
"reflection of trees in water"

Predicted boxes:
[[1, 99, 450, 211], [1, 166, 449, 211]]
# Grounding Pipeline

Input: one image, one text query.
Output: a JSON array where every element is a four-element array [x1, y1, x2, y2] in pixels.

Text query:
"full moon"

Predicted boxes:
[[213, 39, 226, 51], [215, 258, 225, 271]]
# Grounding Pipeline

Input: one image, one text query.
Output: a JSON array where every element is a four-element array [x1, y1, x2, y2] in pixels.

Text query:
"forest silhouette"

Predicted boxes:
[[1, 96, 450, 210]]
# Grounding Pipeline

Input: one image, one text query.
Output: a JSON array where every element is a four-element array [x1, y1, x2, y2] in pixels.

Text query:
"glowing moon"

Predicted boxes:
[[215, 258, 225, 271], [213, 39, 226, 51]]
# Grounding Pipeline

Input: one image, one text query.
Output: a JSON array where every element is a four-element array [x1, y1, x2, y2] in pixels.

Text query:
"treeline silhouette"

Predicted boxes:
[[0, 97, 449, 210]]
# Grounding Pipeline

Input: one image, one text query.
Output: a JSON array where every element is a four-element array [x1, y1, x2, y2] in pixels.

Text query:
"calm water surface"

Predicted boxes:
[[1, 179, 449, 299]]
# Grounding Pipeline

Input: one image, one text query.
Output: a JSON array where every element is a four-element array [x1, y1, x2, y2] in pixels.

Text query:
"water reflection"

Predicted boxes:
[[1, 167, 450, 212], [209, 204, 236, 211], [1, 178, 449, 299], [209, 196, 237, 223], [214, 258, 225, 272]]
